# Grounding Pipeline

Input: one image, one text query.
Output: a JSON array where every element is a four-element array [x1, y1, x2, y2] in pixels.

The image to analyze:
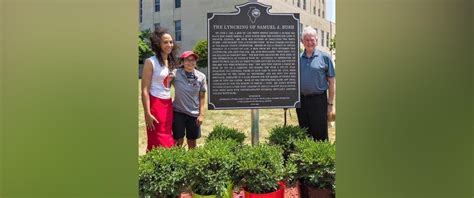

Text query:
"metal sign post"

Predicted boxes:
[[251, 109, 259, 145], [250, 0, 258, 146]]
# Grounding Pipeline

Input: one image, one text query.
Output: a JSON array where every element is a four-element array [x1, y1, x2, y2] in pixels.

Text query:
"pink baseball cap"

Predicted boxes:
[[180, 51, 199, 60]]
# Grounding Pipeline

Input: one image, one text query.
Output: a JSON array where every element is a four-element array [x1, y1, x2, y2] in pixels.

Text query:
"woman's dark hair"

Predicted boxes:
[[150, 27, 179, 70]]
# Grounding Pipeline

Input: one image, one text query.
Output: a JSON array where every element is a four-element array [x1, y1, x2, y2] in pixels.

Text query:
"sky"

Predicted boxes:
[[326, 0, 336, 22]]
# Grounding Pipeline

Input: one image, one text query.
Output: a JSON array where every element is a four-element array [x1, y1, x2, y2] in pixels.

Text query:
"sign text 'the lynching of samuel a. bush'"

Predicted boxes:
[[207, 2, 300, 110]]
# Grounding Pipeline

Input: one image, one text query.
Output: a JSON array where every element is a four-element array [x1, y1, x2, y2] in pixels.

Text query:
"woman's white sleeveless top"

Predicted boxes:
[[148, 56, 172, 99]]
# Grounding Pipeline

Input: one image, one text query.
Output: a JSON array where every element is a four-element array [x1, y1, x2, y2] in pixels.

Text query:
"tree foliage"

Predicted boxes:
[[139, 29, 154, 63], [193, 40, 208, 68], [329, 35, 336, 52]]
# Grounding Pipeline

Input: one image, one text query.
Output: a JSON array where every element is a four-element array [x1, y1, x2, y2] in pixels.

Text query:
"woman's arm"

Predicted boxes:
[[141, 59, 158, 130], [196, 91, 206, 126]]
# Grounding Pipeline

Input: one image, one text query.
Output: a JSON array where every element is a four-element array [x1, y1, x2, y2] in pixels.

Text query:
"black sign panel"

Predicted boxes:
[[208, 2, 300, 110]]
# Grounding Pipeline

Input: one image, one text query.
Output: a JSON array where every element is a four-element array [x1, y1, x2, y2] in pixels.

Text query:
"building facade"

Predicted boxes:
[[139, 0, 335, 55]]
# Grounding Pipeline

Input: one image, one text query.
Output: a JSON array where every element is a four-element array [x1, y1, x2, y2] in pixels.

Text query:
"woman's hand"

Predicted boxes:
[[145, 113, 159, 131], [196, 114, 204, 127]]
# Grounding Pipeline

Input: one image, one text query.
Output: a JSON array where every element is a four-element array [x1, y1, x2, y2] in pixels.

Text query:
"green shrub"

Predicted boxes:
[[283, 159, 298, 186], [193, 40, 208, 68], [267, 125, 309, 161], [234, 144, 285, 194], [188, 139, 237, 197], [207, 124, 246, 145], [267, 125, 309, 185], [138, 147, 189, 198], [138, 154, 156, 197], [288, 139, 336, 190]]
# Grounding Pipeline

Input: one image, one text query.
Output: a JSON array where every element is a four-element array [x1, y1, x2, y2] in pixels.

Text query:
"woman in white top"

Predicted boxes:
[[141, 27, 179, 151]]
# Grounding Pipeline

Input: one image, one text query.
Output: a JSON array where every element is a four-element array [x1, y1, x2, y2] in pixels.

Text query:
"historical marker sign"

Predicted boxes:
[[207, 2, 300, 110]]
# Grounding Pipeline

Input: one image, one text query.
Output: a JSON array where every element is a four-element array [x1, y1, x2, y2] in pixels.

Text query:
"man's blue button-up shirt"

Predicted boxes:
[[300, 48, 336, 95]]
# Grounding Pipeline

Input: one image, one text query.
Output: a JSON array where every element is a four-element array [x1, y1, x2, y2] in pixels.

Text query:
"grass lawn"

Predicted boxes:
[[138, 80, 335, 155]]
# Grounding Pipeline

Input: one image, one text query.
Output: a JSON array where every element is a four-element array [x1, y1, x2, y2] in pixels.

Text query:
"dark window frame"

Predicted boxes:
[[175, 0, 181, 8], [139, 0, 143, 23], [155, 0, 160, 12], [175, 20, 181, 41]]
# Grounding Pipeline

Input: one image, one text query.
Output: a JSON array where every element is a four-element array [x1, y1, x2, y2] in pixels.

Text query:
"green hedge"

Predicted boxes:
[[206, 123, 246, 145], [188, 139, 237, 197], [138, 147, 188, 198], [138, 124, 336, 195], [288, 139, 336, 190]]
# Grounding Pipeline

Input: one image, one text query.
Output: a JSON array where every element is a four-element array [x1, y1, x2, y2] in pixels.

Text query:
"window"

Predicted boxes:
[[315, 28, 319, 45], [297, 0, 300, 7], [322, 0, 325, 4], [314, 6, 316, 14], [154, 0, 160, 12], [154, 23, 160, 29], [175, 20, 181, 41], [318, 9, 321, 17], [323, 11, 325, 19], [303, 0, 306, 9], [139, 0, 142, 23], [321, 30, 325, 47], [299, 23, 303, 35], [175, 0, 181, 8], [326, 32, 330, 47]]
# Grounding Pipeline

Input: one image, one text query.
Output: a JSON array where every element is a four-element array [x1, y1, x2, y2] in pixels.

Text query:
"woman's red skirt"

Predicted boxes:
[[146, 94, 174, 151]]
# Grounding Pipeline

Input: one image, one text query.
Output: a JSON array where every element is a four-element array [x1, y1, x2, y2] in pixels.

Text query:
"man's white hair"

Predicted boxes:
[[302, 26, 318, 39]]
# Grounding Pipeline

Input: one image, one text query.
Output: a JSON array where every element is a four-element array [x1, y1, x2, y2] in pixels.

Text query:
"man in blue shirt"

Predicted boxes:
[[298, 26, 336, 141]]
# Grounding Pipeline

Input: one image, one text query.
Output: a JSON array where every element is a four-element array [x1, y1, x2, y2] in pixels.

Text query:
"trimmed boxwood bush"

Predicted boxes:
[[288, 139, 336, 190], [267, 125, 309, 160], [206, 123, 246, 145], [234, 144, 285, 194], [188, 139, 238, 197], [138, 147, 189, 198], [283, 159, 299, 186]]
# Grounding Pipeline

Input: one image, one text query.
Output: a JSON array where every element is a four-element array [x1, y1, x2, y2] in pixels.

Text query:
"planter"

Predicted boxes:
[[284, 181, 300, 198], [154, 195, 178, 198], [303, 185, 332, 198], [191, 193, 217, 198], [192, 191, 232, 198], [180, 192, 193, 198], [244, 181, 285, 198], [192, 183, 233, 198], [232, 190, 244, 198]]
